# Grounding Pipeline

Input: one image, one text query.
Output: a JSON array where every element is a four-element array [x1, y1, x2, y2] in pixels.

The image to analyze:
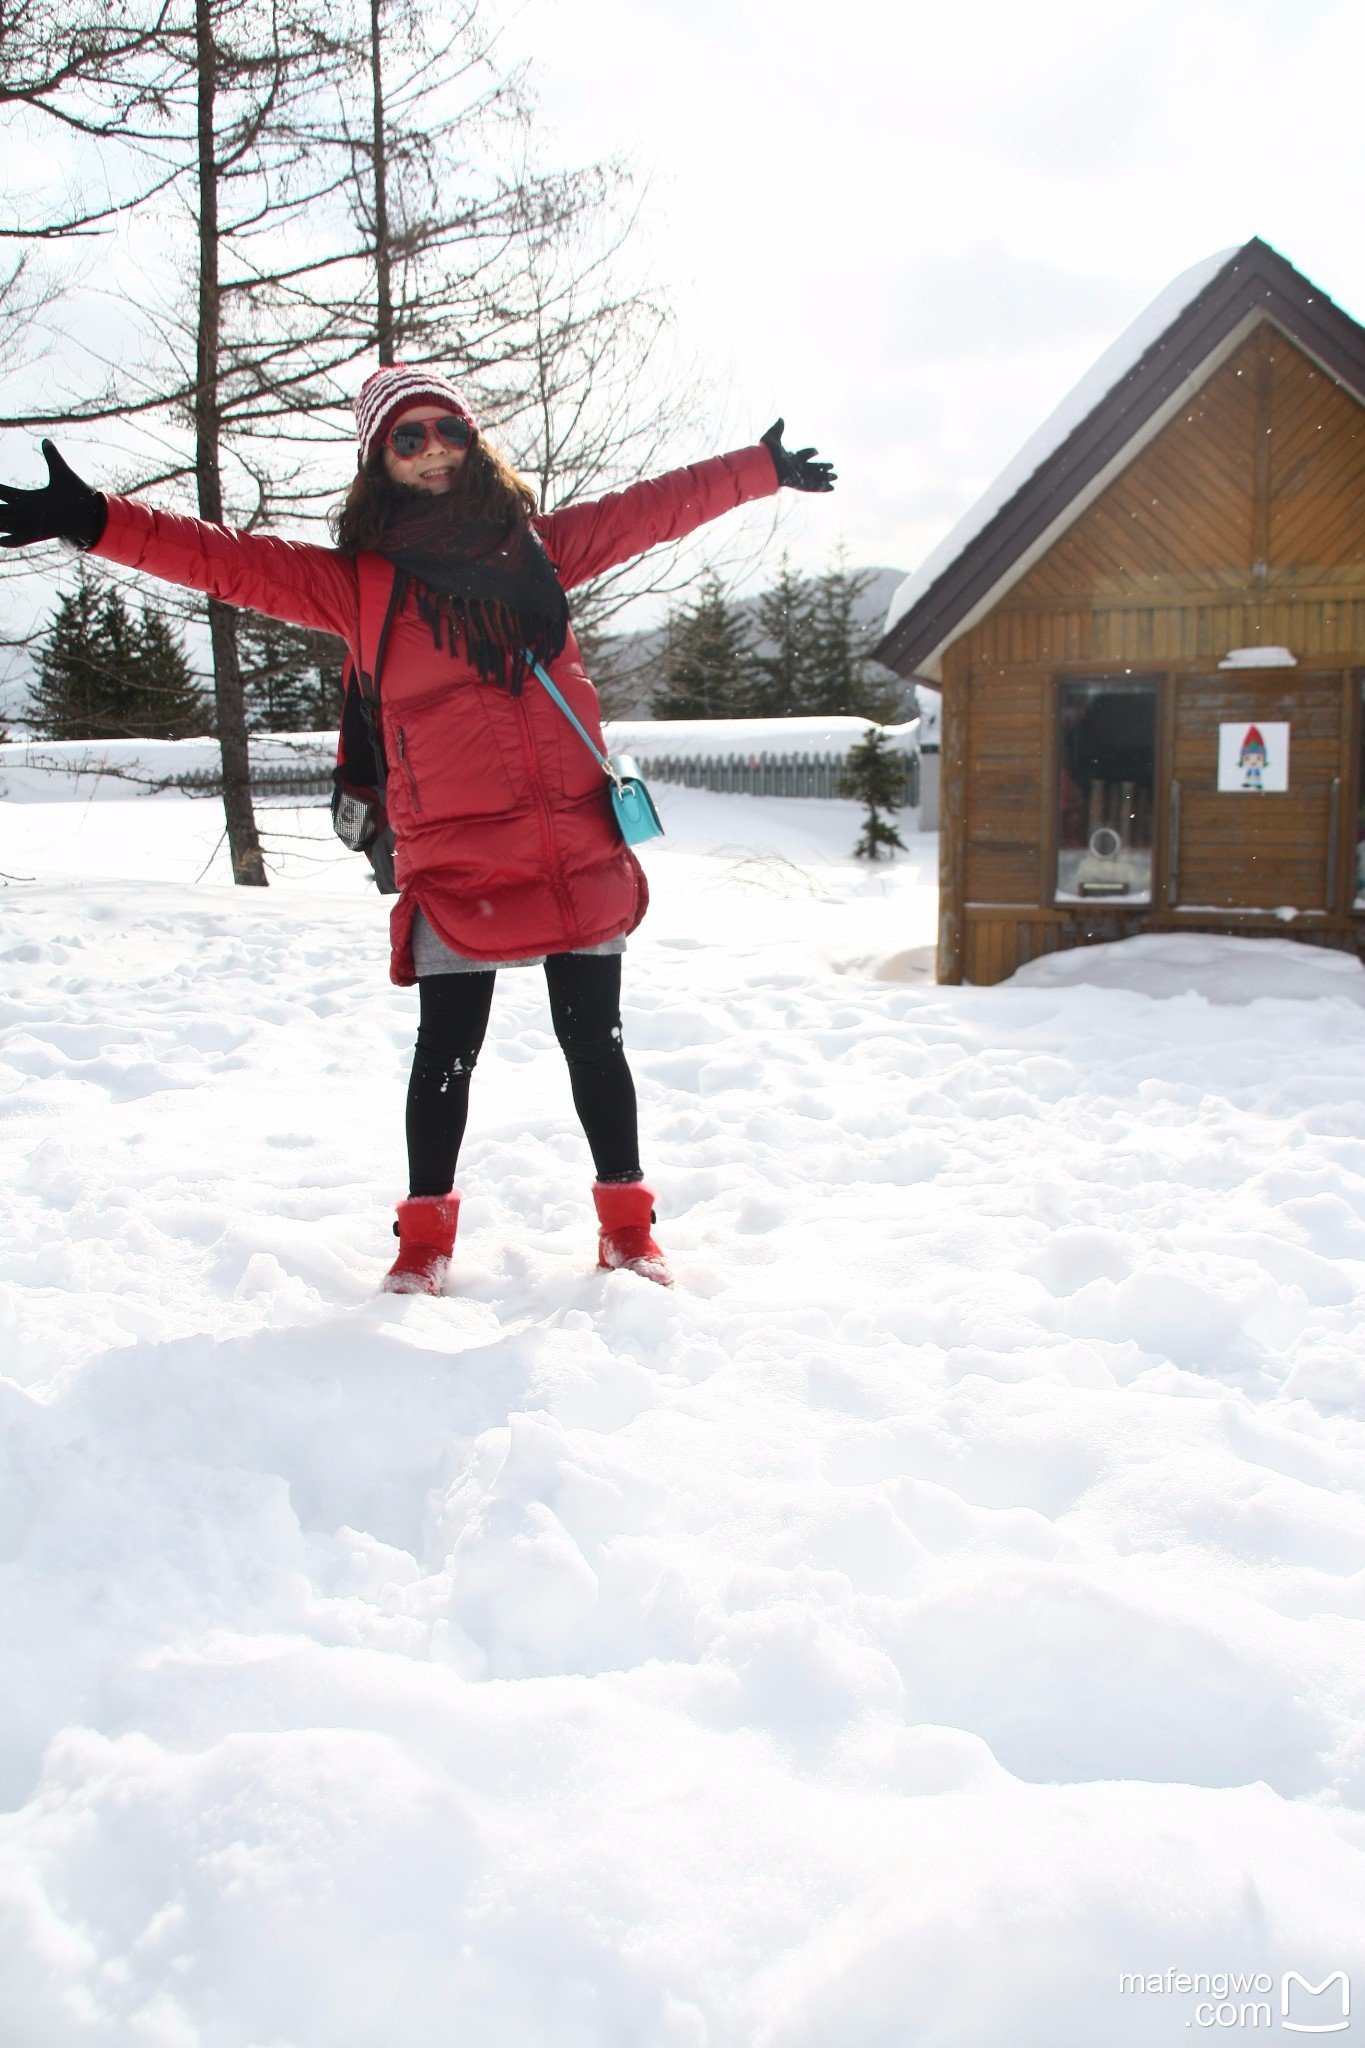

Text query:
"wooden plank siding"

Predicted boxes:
[[964, 674, 1045, 903], [1010, 339, 1259, 601], [1269, 341, 1365, 569], [937, 321, 1365, 984], [968, 597, 1365, 668]]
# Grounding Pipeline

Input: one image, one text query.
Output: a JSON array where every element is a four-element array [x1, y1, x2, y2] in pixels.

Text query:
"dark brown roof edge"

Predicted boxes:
[[874, 239, 1365, 678]]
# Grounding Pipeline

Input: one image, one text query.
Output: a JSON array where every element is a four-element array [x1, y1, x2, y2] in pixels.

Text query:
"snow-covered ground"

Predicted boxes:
[[0, 733, 336, 802], [3, 782, 1365, 2046]]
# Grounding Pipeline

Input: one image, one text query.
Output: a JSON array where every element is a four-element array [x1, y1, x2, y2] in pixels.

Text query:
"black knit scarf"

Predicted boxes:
[[380, 503, 569, 696]]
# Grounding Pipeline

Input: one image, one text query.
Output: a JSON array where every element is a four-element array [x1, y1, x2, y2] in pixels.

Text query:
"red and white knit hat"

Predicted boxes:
[[354, 364, 478, 466]]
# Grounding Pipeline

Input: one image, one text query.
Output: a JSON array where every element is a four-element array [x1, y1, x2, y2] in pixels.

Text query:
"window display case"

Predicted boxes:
[[1055, 679, 1157, 904]]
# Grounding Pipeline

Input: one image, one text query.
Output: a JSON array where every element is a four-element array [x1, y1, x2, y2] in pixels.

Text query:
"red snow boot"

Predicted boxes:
[[381, 1193, 460, 1296], [592, 1181, 672, 1287]]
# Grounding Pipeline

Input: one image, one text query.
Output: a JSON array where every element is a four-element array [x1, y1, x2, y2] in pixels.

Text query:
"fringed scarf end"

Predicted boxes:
[[404, 558, 566, 695]]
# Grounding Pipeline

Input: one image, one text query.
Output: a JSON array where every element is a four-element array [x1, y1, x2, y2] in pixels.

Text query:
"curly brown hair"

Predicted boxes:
[[330, 435, 539, 554]]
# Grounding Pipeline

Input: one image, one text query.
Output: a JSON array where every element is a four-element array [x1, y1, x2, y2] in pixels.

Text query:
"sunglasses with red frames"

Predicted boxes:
[[386, 415, 474, 458]]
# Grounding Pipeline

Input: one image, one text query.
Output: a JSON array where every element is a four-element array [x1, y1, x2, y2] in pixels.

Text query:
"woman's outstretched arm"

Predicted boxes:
[[0, 440, 361, 651], [534, 422, 835, 593]]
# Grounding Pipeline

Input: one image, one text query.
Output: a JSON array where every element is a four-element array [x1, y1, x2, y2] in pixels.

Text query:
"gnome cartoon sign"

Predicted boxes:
[[1218, 720, 1290, 792]]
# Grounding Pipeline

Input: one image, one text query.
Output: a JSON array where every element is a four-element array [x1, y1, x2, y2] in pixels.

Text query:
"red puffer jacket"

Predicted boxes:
[[93, 445, 779, 980]]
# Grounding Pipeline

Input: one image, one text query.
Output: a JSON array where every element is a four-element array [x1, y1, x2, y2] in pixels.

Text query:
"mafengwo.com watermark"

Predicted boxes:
[[1119, 1969, 1350, 2031]]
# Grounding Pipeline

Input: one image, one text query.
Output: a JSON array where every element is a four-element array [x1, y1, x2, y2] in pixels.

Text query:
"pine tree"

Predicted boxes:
[[237, 615, 346, 732], [838, 728, 907, 860], [802, 548, 900, 720], [29, 572, 110, 740], [653, 572, 754, 719], [131, 602, 212, 738], [749, 553, 813, 716], [29, 568, 208, 740]]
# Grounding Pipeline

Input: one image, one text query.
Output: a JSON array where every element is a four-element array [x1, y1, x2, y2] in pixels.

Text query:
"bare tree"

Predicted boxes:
[[181, 0, 357, 879], [2, 0, 729, 760], [0, 0, 173, 152], [252, 0, 731, 721], [344, 0, 526, 370], [0, 0, 173, 645], [1, 0, 348, 882], [282, 0, 623, 415]]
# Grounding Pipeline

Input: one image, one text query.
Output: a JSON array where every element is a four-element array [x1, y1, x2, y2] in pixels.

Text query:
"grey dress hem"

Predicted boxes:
[[411, 908, 626, 977]]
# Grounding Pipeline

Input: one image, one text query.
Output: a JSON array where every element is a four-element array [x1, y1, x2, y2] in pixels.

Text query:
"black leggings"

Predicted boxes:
[[406, 953, 642, 1196]]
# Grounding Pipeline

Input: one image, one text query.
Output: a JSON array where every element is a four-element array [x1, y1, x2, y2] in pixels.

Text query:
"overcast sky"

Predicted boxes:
[[499, 0, 1365, 594], [3, 0, 1363, 683]]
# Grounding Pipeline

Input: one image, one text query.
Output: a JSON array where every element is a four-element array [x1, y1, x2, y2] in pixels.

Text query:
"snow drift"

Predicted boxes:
[[2, 785, 1365, 2046]]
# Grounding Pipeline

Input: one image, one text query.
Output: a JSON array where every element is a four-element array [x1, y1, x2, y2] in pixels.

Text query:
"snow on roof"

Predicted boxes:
[[883, 247, 1240, 641]]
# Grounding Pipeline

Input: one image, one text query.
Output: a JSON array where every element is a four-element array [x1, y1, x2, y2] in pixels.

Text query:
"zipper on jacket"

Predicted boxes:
[[514, 691, 580, 942], [396, 726, 422, 813]]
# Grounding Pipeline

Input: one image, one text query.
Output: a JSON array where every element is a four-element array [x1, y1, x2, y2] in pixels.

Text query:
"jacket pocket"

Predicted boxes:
[[395, 726, 422, 813], [387, 686, 525, 825]]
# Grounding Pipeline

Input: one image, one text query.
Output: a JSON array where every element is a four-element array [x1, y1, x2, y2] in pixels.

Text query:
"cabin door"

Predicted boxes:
[[1167, 672, 1345, 915]]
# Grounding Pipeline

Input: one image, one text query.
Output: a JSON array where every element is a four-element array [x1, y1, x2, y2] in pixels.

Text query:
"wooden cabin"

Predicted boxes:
[[874, 239, 1365, 985]]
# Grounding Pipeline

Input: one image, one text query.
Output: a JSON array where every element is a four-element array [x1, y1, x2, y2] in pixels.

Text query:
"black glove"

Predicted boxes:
[[0, 439, 107, 550], [760, 418, 836, 493]]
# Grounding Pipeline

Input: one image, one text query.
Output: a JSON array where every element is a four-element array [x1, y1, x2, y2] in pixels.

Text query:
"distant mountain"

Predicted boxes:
[[592, 565, 909, 719]]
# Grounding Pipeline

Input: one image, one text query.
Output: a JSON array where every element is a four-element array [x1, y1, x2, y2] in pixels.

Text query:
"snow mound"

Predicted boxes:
[[607, 715, 920, 761], [0, 733, 335, 804], [1010, 932, 1365, 1007], [4, 792, 1365, 2042]]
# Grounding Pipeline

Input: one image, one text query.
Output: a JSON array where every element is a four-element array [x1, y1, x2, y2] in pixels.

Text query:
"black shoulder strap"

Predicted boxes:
[[353, 568, 407, 805]]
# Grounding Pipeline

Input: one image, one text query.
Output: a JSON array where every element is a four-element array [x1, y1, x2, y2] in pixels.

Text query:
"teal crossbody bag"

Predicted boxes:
[[529, 656, 665, 847]]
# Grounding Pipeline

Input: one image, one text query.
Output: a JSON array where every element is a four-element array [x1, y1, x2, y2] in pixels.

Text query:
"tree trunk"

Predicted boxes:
[[195, 0, 266, 885], [369, 0, 393, 366]]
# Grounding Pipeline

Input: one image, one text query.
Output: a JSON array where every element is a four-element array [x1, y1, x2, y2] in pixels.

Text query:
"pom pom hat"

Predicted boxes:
[[354, 364, 477, 468]]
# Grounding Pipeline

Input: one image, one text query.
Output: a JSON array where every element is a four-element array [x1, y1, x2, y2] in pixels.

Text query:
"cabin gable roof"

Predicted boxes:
[[875, 239, 1365, 679]]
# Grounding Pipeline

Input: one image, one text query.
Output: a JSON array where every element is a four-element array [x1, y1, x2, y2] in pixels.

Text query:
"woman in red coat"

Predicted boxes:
[[0, 366, 835, 1293]]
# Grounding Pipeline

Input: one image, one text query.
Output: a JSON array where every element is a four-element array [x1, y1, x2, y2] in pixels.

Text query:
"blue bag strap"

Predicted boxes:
[[528, 654, 623, 789]]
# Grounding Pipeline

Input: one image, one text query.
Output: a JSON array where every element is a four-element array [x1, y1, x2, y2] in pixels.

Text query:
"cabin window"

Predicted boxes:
[[1055, 678, 1157, 904]]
